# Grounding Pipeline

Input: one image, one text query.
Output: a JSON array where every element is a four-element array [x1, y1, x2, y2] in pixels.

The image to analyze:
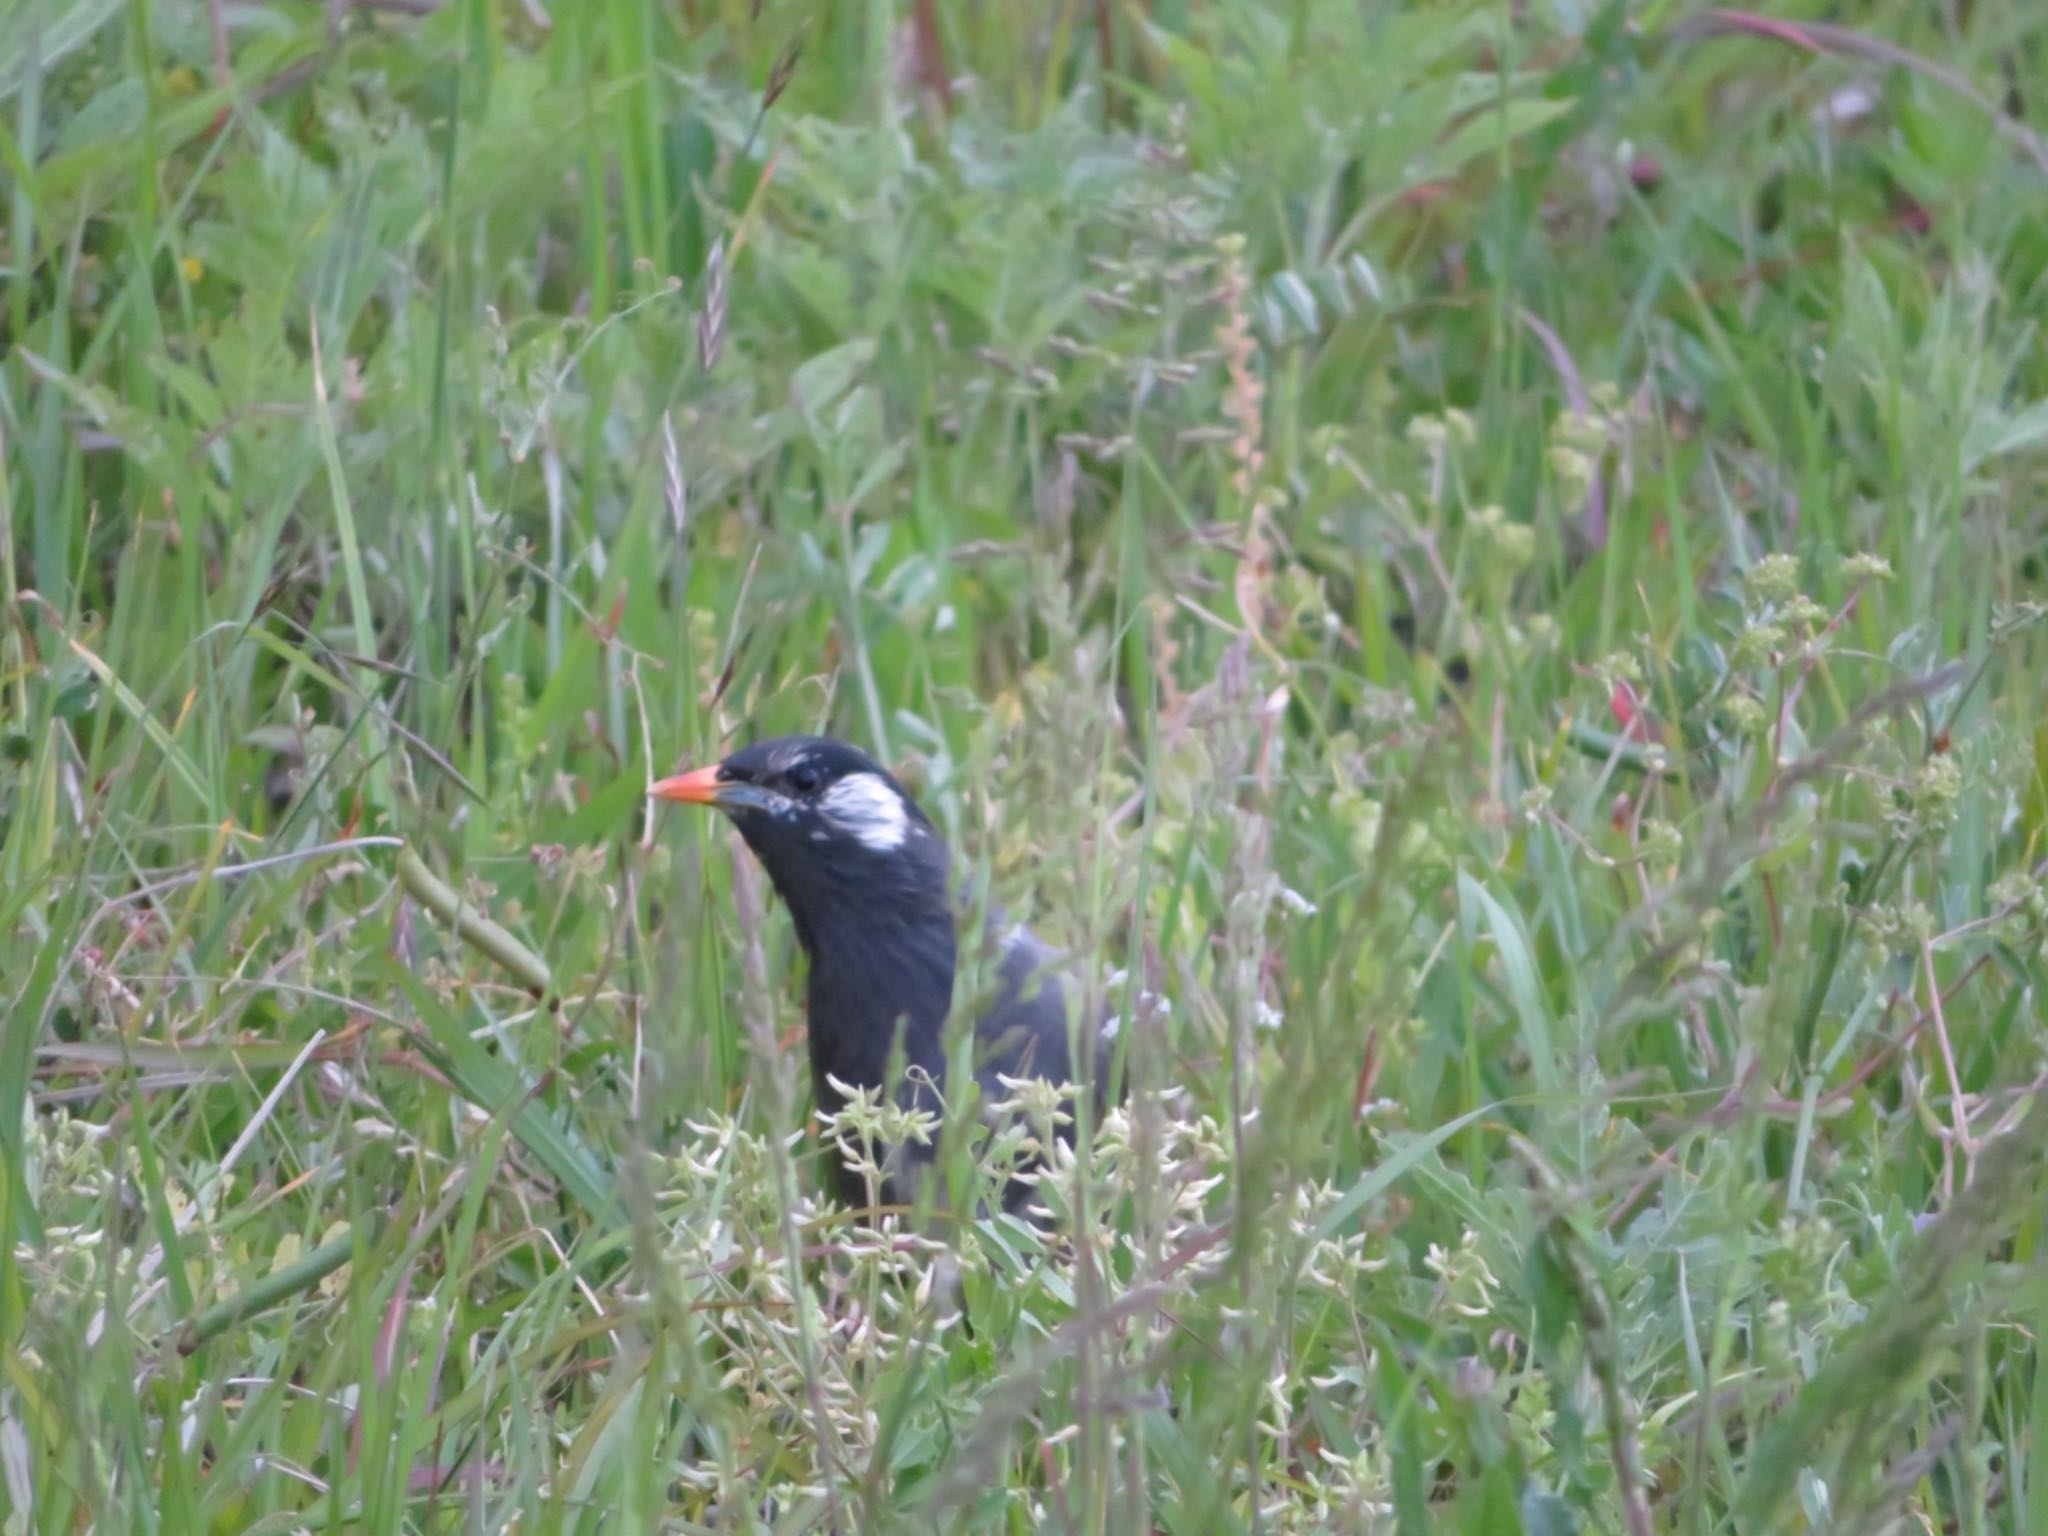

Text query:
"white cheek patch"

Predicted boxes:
[[820, 772, 910, 852]]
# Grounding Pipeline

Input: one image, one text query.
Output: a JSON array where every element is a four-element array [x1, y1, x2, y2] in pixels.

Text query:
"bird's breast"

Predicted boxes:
[[801, 917, 956, 1095]]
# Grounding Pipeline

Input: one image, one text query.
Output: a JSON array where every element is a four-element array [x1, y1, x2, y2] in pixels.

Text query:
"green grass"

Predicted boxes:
[[5, 0, 2048, 1530]]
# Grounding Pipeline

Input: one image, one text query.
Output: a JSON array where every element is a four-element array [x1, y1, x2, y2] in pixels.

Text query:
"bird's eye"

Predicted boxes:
[[786, 761, 820, 794]]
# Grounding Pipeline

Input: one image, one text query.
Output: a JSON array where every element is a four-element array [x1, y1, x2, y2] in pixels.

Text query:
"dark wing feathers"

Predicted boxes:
[[880, 918, 1114, 1217]]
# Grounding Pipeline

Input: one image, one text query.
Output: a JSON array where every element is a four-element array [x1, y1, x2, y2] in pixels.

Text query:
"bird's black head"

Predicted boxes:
[[650, 734, 946, 946]]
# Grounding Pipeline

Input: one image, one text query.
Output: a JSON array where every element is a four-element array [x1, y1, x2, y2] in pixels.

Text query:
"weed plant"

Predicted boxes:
[[5, 2, 2048, 1531]]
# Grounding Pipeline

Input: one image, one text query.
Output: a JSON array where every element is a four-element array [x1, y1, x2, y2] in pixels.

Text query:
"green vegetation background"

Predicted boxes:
[[5, 0, 2048, 1531]]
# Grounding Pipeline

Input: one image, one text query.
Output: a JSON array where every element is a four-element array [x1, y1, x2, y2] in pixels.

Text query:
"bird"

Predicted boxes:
[[650, 734, 1109, 1215]]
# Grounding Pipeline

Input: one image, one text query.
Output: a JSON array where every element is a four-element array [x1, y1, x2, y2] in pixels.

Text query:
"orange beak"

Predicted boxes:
[[648, 764, 726, 805]]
